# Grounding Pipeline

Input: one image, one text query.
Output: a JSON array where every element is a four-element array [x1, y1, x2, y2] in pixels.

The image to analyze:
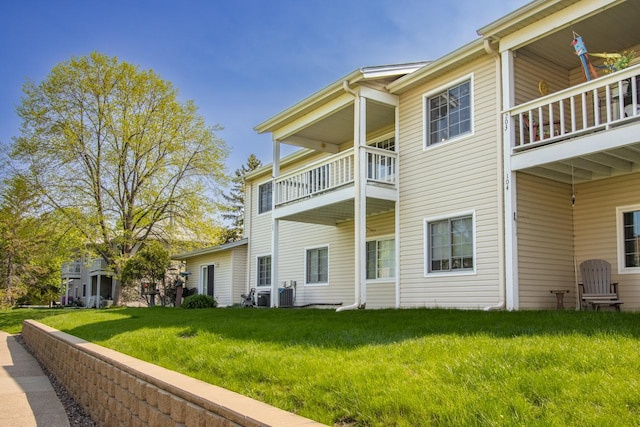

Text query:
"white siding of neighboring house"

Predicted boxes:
[[573, 172, 640, 310], [183, 245, 247, 307], [396, 56, 503, 308], [516, 173, 575, 309]]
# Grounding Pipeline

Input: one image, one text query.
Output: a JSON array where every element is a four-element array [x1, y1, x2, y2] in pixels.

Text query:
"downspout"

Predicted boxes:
[[337, 80, 362, 312], [483, 38, 506, 311]]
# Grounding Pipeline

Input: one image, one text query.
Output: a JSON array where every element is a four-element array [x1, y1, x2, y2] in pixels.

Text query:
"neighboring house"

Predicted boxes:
[[61, 256, 117, 307], [160, 0, 640, 311], [171, 239, 248, 307]]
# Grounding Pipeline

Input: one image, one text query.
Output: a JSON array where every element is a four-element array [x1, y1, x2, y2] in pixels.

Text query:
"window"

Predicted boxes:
[[617, 206, 640, 273], [366, 238, 395, 280], [306, 246, 328, 284], [425, 79, 472, 146], [426, 214, 474, 273], [367, 136, 396, 182], [258, 181, 272, 214], [370, 136, 395, 151], [257, 256, 271, 287]]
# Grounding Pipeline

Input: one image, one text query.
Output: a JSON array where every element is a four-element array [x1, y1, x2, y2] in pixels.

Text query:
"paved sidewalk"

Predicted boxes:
[[0, 331, 69, 427]]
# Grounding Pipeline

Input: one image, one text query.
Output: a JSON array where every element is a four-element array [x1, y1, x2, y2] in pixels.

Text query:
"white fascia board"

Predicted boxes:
[[272, 92, 355, 142], [496, 0, 624, 52]]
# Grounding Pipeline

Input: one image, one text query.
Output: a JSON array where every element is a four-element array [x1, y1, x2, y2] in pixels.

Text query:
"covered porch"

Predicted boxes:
[[485, 0, 640, 310]]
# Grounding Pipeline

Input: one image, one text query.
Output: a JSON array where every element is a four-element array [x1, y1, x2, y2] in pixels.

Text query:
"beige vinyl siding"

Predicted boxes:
[[573, 172, 640, 310], [514, 50, 569, 105], [246, 174, 275, 291], [397, 55, 502, 308], [364, 212, 397, 308], [516, 173, 575, 309]]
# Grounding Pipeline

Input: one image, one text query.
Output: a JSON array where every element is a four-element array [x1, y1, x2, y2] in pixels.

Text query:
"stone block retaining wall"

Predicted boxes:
[[22, 320, 323, 427]]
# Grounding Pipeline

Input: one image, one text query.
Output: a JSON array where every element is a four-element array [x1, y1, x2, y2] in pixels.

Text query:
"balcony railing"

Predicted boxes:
[[89, 258, 109, 272], [508, 64, 640, 150], [61, 261, 82, 275], [274, 146, 397, 206]]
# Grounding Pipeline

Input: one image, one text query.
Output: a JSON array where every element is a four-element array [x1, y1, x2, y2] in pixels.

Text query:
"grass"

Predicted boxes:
[[2, 307, 640, 426]]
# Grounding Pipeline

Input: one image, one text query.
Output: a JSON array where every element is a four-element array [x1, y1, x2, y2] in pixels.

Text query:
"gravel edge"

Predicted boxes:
[[16, 334, 97, 427]]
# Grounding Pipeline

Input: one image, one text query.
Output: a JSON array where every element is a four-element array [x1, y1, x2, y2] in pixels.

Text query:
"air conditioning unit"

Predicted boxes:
[[279, 287, 294, 308], [257, 292, 270, 307]]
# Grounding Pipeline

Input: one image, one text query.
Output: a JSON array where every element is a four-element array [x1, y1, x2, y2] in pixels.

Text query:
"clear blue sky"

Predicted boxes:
[[0, 0, 530, 173]]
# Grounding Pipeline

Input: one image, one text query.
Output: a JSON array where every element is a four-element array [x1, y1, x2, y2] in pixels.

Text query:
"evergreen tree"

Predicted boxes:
[[220, 154, 262, 242]]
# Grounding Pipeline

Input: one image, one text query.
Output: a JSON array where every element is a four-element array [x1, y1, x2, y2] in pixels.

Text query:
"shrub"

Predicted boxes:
[[182, 294, 217, 309]]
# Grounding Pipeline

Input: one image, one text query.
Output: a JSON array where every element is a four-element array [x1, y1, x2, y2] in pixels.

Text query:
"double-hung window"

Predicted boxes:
[[425, 78, 472, 146], [617, 205, 640, 273], [257, 256, 271, 287], [258, 181, 273, 214], [306, 246, 328, 285], [426, 214, 474, 273], [366, 238, 395, 280]]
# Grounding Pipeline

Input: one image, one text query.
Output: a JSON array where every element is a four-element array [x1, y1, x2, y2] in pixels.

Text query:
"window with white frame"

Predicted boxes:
[[424, 79, 472, 146], [617, 206, 640, 272], [425, 214, 474, 273], [306, 246, 328, 284], [258, 181, 272, 214], [366, 238, 395, 280], [257, 255, 271, 287]]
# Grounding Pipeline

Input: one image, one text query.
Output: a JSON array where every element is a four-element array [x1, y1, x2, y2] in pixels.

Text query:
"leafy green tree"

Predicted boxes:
[[219, 154, 262, 242], [0, 176, 80, 306], [121, 241, 171, 306], [11, 52, 228, 294]]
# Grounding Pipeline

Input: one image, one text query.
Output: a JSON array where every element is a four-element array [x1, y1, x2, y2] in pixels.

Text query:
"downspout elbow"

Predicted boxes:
[[343, 80, 357, 97]]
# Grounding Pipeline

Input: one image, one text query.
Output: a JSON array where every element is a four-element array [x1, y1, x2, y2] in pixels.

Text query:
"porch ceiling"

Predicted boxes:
[[519, 1, 640, 70], [276, 197, 395, 225], [516, 123, 640, 184], [286, 99, 395, 149]]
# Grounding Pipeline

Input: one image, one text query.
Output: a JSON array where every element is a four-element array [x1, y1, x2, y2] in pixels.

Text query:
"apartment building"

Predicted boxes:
[[177, 0, 640, 310]]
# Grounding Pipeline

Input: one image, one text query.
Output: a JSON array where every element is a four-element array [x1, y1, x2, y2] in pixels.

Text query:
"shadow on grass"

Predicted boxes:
[[37, 306, 640, 349]]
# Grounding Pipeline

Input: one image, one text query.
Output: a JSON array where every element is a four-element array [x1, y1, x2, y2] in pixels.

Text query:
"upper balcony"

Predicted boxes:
[[61, 261, 82, 278], [273, 146, 397, 225], [88, 258, 110, 274], [495, 0, 640, 185]]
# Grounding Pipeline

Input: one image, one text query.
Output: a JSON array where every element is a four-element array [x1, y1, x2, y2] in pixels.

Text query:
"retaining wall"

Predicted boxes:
[[22, 320, 323, 427]]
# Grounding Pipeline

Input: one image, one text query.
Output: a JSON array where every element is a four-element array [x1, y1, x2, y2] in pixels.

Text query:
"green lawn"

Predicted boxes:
[[3, 307, 640, 426]]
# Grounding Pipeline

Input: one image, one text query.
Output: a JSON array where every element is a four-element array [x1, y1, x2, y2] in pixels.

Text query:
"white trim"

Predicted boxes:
[[257, 181, 273, 216], [255, 254, 272, 288], [304, 244, 330, 286], [423, 210, 477, 277], [198, 263, 215, 296], [422, 73, 475, 150], [365, 235, 396, 282], [616, 205, 640, 274]]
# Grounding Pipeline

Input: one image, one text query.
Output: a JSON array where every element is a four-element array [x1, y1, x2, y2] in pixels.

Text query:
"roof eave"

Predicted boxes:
[[254, 62, 429, 135], [387, 39, 486, 94], [172, 238, 248, 260]]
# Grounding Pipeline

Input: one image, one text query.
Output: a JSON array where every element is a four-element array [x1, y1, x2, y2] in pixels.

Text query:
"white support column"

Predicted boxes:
[[501, 49, 519, 311], [271, 139, 280, 308], [354, 94, 367, 308], [96, 274, 101, 309]]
